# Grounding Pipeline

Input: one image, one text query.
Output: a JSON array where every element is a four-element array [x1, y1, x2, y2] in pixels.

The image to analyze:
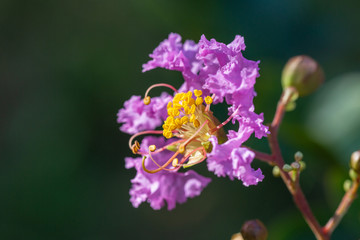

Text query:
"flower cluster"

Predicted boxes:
[[117, 33, 269, 210]]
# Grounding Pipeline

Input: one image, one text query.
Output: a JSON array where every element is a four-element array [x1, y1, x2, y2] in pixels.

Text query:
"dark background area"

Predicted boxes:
[[1, 0, 360, 239]]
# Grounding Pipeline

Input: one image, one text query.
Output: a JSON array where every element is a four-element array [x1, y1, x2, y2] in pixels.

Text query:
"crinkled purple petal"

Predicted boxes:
[[117, 92, 172, 134], [231, 148, 264, 186], [207, 126, 264, 186], [126, 136, 211, 210], [228, 105, 270, 139], [142, 33, 207, 94], [197, 34, 260, 107]]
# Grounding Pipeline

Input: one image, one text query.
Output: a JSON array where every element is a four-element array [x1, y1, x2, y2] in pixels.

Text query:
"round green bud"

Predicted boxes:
[[240, 219, 268, 240], [291, 162, 300, 170], [294, 151, 303, 162], [350, 150, 360, 173], [349, 169, 358, 181], [299, 161, 306, 171], [272, 166, 280, 177], [231, 233, 244, 240], [343, 179, 352, 192], [282, 55, 325, 96], [282, 164, 293, 172]]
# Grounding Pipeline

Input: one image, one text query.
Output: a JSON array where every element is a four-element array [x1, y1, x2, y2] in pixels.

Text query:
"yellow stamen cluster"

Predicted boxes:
[[162, 90, 213, 139]]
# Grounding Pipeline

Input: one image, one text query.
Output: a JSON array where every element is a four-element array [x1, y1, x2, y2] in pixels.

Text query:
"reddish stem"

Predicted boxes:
[[266, 87, 329, 240], [323, 176, 360, 235]]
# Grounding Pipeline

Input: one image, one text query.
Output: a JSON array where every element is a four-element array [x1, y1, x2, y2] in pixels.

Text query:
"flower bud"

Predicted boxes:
[[349, 169, 358, 181], [343, 179, 352, 192], [272, 166, 280, 177], [231, 233, 244, 240], [282, 164, 293, 172], [282, 55, 324, 96], [240, 219, 268, 240], [350, 150, 360, 173], [294, 151, 303, 162]]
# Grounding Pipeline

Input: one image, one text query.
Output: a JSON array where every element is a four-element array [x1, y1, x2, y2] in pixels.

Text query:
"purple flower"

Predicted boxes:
[[126, 136, 211, 210], [119, 33, 269, 210]]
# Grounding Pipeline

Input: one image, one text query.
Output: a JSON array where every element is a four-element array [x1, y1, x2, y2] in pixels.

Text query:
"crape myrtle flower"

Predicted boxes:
[[118, 33, 269, 210]]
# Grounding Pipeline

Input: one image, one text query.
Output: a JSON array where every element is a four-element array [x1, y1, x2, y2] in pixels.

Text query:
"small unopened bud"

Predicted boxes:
[[299, 161, 306, 171], [272, 166, 280, 177], [343, 179, 352, 192], [294, 151, 303, 162], [350, 150, 360, 173], [283, 164, 293, 172], [240, 219, 268, 240], [231, 233, 244, 240], [291, 162, 300, 170], [349, 169, 358, 181], [282, 55, 324, 96]]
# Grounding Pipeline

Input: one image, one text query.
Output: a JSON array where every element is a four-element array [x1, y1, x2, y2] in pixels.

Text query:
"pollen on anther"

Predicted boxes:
[[172, 158, 179, 167], [193, 119, 200, 128], [205, 96, 213, 105], [195, 97, 203, 105], [179, 144, 185, 154], [190, 114, 196, 123], [149, 145, 156, 152], [143, 96, 151, 105], [194, 89, 202, 97]]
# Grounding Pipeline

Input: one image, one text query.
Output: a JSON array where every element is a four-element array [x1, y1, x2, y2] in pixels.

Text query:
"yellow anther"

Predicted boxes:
[[189, 104, 196, 114], [149, 145, 156, 152], [162, 124, 169, 129], [193, 119, 200, 128], [205, 96, 213, 105], [186, 91, 193, 98], [163, 130, 173, 139], [179, 144, 185, 154], [181, 116, 189, 124], [167, 102, 172, 109], [165, 116, 174, 124], [167, 108, 179, 117], [175, 118, 182, 127], [143, 96, 151, 105], [181, 101, 188, 108], [173, 103, 182, 109], [184, 106, 190, 115], [173, 109, 180, 116], [188, 98, 195, 106], [131, 140, 141, 154], [194, 89, 202, 97], [169, 123, 177, 131], [174, 93, 185, 103], [135, 140, 140, 149], [172, 158, 179, 167], [195, 97, 203, 105], [190, 114, 196, 123]]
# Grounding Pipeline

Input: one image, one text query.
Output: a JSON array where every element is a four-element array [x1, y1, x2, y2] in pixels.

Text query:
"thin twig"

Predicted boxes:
[[323, 176, 360, 235]]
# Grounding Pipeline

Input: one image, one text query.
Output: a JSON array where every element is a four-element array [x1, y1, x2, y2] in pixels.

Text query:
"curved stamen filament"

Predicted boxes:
[[144, 83, 178, 99], [151, 139, 186, 154], [129, 130, 164, 154], [210, 106, 240, 134], [142, 150, 181, 174], [146, 149, 177, 172]]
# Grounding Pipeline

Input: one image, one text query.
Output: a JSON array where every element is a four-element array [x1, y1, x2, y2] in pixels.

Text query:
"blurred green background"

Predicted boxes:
[[1, 0, 360, 239]]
